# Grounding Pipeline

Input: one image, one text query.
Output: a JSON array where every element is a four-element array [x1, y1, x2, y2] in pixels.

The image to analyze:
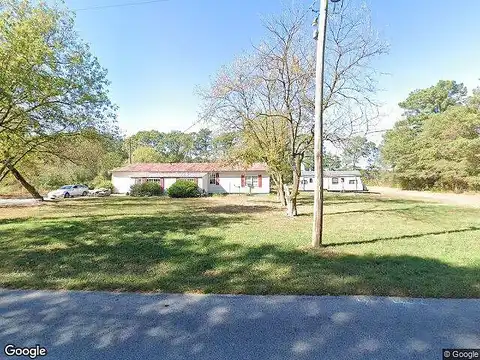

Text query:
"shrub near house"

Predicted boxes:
[[167, 180, 200, 198], [129, 182, 163, 196]]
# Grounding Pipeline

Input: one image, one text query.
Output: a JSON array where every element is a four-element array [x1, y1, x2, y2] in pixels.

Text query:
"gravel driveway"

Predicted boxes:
[[370, 186, 480, 208], [0, 198, 43, 207]]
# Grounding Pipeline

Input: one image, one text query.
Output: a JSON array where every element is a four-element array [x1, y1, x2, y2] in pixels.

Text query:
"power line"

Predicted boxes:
[[182, 121, 200, 133], [74, 0, 169, 12], [367, 128, 389, 134]]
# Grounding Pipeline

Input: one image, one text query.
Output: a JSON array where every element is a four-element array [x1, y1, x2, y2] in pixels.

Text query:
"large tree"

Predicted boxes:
[[192, 128, 214, 162], [159, 131, 194, 162], [131, 146, 163, 163], [199, 1, 387, 216], [230, 116, 292, 206], [27, 130, 126, 189], [211, 131, 239, 160], [126, 130, 198, 163], [399, 80, 467, 117], [382, 81, 480, 191], [340, 136, 377, 169], [0, 0, 117, 198]]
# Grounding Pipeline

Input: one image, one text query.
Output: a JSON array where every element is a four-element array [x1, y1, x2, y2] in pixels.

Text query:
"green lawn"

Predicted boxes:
[[0, 193, 479, 298]]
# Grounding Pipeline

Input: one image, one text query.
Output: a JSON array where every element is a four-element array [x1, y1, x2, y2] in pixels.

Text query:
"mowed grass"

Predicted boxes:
[[0, 193, 479, 298]]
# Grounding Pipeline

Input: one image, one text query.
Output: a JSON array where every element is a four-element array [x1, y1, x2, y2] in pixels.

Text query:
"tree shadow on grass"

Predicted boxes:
[[201, 204, 276, 214], [0, 212, 478, 298], [48, 197, 179, 209], [323, 226, 480, 248], [295, 205, 441, 219], [325, 206, 418, 216], [298, 193, 429, 207], [0, 201, 275, 226]]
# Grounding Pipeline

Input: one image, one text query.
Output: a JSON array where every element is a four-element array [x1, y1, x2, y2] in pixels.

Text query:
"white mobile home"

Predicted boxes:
[[111, 162, 270, 194], [300, 170, 367, 192]]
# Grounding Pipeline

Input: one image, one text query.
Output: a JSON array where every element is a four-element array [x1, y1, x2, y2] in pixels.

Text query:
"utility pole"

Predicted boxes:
[[312, 0, 338, 247]]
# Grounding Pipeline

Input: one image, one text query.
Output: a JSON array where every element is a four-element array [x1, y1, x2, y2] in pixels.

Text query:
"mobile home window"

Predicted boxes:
[[246, 175, 258, 188], [349, 179, 356, 185], [332, 177, 339, 184], [209, 173, 216, 184]]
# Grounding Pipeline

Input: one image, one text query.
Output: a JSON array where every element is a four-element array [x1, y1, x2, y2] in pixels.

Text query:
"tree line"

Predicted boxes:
[[0, 125, 242, 195], [381, 80, 480, 192], [126, 129, 237, 163]]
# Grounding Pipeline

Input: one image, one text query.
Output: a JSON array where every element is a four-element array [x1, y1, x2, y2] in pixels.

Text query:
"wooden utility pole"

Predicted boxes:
[[312, 0, 330, 247]]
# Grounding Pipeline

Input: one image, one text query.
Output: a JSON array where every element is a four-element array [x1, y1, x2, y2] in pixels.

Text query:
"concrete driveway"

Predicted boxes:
[[0, 289, 478, 360]]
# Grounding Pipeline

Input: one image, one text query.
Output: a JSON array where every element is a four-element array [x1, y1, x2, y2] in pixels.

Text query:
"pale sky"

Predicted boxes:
[[63, 0, 480, 142]]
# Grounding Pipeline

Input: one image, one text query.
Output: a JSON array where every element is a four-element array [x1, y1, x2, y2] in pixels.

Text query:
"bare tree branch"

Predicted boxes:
[[197, 0, 388, 215]]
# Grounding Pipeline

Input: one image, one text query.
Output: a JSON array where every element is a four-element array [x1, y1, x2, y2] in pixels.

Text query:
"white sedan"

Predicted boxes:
[[88, 188, 111, 197], [47, 184, 89, 199]]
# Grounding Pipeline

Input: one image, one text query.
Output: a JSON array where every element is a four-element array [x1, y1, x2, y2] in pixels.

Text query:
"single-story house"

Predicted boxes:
[[300, 169, 367, 192], [111, 162, 270, 194]]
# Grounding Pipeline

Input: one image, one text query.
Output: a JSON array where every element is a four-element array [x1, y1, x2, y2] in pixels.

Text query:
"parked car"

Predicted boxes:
[[47, 184, 89, 199], [88, 188, 111, 197]]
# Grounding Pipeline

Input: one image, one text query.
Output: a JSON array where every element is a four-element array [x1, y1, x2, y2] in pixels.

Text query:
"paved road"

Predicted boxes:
[[370, 186, 480, 208], [0, 289, 478, 360]]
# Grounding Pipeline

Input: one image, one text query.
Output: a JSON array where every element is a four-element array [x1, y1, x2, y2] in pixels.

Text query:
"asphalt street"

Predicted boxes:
[[0, 289, 478, 359]]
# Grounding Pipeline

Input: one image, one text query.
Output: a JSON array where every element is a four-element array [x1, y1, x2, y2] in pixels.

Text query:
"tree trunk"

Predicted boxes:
[[0, 164, 9, 183], [271, 173, 287, 207], [6, 164, 43, 200], [283, 155, 303, 217], [283, 184, 297, 217], [276, 177, 287, 207]]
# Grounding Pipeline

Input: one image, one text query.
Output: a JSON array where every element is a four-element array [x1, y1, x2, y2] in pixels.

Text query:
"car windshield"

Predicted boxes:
[[60, 185, 73, 190]]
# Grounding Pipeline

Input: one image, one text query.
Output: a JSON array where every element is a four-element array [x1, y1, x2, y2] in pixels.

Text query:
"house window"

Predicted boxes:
[[146, 178, 161, 183], [332, 177, 339, 184], [209, 173, 216, 185], [135, 178, 143, 184], [209, 173, 219, 185], [349, 179, 356, 185], [246, 175, 258, 188], [309, 178, 313, 183], [183, 178, 197, 183]]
